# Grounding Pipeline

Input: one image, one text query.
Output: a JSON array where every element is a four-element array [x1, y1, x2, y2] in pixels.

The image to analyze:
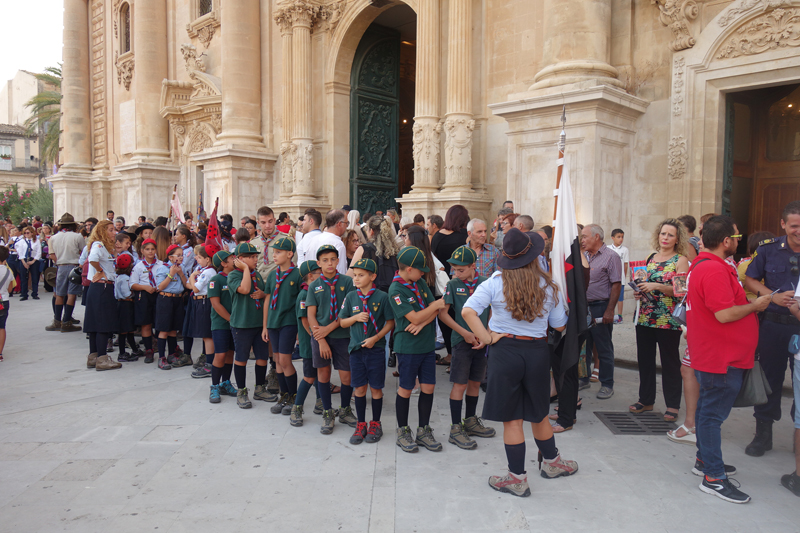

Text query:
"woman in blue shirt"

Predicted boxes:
[[463, 228, 577, 498], [83, 220, 121, 371]]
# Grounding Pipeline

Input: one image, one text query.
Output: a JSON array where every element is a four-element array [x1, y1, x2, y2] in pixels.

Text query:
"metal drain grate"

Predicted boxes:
[[594, 411, 677, 435]]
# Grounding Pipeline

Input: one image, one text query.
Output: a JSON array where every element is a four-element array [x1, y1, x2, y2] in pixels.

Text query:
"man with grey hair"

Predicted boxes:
[[305, 209, 348, 275], [466, 218, 499, 278], [514, 215, 535, 232], [491, 207, 514, 249], [580, 223, 622, 400]]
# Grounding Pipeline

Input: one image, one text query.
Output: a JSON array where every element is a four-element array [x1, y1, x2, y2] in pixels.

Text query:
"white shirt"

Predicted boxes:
[[193, 267, 215, 296], [608, 243, 630, 283], [87, 241, 116, 281], [303, 230, 348, 275], [0, 264, 14, 300], [296, 228, 322, 265], [130, 258, 162, 287], [14, 237, 41, 262]]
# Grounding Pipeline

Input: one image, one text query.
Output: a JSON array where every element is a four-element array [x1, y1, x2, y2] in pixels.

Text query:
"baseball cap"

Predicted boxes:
[[212, 250, 233, 269], [316, 244, 339, 259], [236, 242, 258, 255], [299, 260, 320, 278], [397, 246, 430, 273], [448, 245, 477, 266], [271, 236, 296, 252], [351, 258, 377, 273]]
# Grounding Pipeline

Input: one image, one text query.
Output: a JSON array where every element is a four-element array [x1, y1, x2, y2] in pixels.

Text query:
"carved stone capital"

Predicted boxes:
[[412, 118, 443, 190], [652, 0, 699, 52], [115, 51, 135, 91], [443, 116, 475, 190], [317, 0, 346, 33], [274, 8, 294, 35], [287, 0, 320, 29], [716, 7, 800, 59], [181, 43, 207, 75], [668, 135, 687, 180], [186, 10, 220, 49]]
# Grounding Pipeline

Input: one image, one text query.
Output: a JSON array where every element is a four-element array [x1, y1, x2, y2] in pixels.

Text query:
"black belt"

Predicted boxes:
[[762, 312, 800, 327], [588, 299, 609, 304]]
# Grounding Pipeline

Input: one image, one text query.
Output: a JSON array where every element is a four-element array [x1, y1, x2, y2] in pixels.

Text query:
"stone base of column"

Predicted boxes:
[[397, 190, 493, 226], [271, 197, 330, 221], [49, 165, 95, 222], [114, 160, 181, 223], [192, 147, 277, 219], [489, 84, 648, 237], [529, 60, 624, 92]]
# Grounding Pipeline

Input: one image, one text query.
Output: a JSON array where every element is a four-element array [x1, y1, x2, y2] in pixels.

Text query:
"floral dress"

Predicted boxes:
[[636, 254, 682, 330]]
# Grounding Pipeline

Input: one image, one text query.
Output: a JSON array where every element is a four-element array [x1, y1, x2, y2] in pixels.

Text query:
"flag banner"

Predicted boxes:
[[204, 197, 223, 254], [171, 186, 186, 224]]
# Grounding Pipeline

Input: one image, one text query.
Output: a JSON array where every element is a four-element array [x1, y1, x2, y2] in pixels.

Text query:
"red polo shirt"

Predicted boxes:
[[686, 252, 758, 373]]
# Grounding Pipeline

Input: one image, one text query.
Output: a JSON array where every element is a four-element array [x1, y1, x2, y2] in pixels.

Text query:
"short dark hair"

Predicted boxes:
[[278, 212, 289, 223], [106, 210, 114, 216], [325, 209, 346, 229], [235, 228, 251, 243], [503, 200, 513, 207], [154, 216, 168, 227], [442, 205, 470, 231], [85, 217, 98, 225], [747, 231, 775, 256], [413, 214, 425, 224], [701, 215, 736, 249], [257, 206, 275, 218], [782, 201, 800, 221], [427, 214, 443, 228], [540, 225, 553, 240], [0, 246, 8, 262], [677, 215, 696, 234], [138, 215, 146, 223], [611, 228, 624, 237], [115, 233, 130, 243], [220, 214, 233, 223], [305, 209, 322, 227]]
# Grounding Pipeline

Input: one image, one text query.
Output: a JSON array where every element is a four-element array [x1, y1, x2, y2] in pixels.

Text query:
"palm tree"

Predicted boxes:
[[23, 65, 62, 167]]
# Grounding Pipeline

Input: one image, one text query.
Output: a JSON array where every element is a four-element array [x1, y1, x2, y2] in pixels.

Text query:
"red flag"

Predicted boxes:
[[204, 198, 223, 253]]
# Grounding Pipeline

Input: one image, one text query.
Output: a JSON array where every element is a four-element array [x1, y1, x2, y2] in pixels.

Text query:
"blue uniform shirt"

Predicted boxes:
[[745, 235, 799, 315], [114, 273, 132, 300], [181, 244, 196, 279], [155, 262, 185, 294]]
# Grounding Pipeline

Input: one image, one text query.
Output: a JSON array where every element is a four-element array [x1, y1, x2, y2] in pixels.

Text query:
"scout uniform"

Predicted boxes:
[[290, 260, 323, 427], [207, 251, 238, 402]]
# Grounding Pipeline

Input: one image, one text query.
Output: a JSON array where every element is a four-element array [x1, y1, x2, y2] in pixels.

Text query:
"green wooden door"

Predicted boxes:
[[722, 95, 735, 217], [350, 27, 400, 215]]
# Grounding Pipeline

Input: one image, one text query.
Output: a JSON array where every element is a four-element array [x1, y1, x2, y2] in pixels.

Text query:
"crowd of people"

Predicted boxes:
[[0, 200, 799, 503]]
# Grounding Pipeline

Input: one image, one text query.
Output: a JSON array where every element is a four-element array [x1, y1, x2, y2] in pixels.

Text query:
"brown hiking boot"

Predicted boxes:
[[95, 354, 122, 371], [174, 351, 193, 368], [61, 320, 82, 333], [87, 352, 97, 368], [45, 320, 61, 332]]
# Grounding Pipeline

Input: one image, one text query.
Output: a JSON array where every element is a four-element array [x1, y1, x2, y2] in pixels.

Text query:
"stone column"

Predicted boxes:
[[216, 0, 264, 146], [289, 1, 317, 200], [410, 0, 441, 193], [275, 8, 294, 199], [530, 0, 623, 90], [442, 0, 475, 192], [132, 0, 170, 160], [61, 0, 92, 172]]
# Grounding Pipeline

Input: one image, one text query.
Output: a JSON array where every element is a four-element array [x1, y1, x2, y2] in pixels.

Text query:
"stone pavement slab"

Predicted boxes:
[[1, 295, 799, 532]]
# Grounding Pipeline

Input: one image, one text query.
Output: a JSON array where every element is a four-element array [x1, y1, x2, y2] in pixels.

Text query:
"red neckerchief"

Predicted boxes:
[[357, 286, 379, 336], [260, 232, 278, 266], [142, 258, 158, 286], [270, 265, 295, 310], [322, 273, 340, 320], [392, 272, 426, 309], [235, 268, 262, 310]]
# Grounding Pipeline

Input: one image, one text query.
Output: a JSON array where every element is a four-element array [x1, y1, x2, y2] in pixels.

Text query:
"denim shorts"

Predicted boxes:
[[794, 359, 800, 429], [618, 284, 625, 302], [212, 329, 235, 354], [350, 346, 386, 389], [397, 351, 436, 390], [268, 326, 298, 355], [232, 327, 269, 362]]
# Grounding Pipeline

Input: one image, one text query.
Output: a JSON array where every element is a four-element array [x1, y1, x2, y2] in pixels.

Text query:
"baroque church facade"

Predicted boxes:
[[53, 0, 800, 258]]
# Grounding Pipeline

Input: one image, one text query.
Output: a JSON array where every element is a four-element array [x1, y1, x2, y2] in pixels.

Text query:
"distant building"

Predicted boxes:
[[0, 124, 42, 190]]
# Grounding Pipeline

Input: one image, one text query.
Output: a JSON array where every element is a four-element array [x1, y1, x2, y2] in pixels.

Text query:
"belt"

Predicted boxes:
[[159, 291, 181, 297], [94, 279, 114, 285], [588, 299, 609, 304], [762, 312, 800, 327], [505, 334, 546, 341], [119, 298, 133, 302], [193, 295, 207, 300]]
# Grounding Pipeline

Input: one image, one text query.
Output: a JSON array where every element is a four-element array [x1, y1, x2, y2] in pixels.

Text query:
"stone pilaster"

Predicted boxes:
[[289, 1, 317, 201], [275, 8, 294, 199]]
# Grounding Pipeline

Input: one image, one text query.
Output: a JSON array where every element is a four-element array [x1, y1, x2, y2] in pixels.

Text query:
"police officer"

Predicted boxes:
[[744, 200, 800, 457]]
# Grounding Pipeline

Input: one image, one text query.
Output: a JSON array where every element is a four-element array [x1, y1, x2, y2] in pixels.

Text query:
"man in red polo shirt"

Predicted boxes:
[[687, 215, 770, 504]]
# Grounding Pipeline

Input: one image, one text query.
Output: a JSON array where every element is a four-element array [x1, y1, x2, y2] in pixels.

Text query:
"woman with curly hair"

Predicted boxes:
[[347, 215, 400, 291], [462, 228, 577, 498], [83, 220, 122, 371]]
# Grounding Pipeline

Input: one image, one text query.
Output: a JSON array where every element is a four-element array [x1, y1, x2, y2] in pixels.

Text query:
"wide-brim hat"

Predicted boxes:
[[135, 222, 155, 236], [57, 212, 77, 227], [496, 228, 544, 270], [43, 266, 57, 286]]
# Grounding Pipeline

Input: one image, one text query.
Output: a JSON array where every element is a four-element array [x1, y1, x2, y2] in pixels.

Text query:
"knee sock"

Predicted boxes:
[[183, 336, 193, 356], [64, 304, 75, 321], [234, 364, 247, 389], [396, 394, 410, 428], [96, 333, 109, 357], [354, 395, 367, 423], [127, 333, 137, 352], [255, 364, 267, 386], [54, 304, 63, 322], [465, 394, 479, 419], [286, 372, 298, 396], [223, 363, 233, 382], [167, 336, 178, 355], [450, 398, 463, 425], [158, 337, 167, 359], [89, 332, 97, 354], [211, 365, 222, 385], [118, 333, 127, 354], [277, 372, 287, 394], [319, 380, 332, 410], [340, 384, 353, 409], [296, 379, 313, 406], [418, 392, 434, 427], [142, 336, 153, 351], [505, 443, 527, 475], [372, 397, 383, 422], [534, 436, 558, 461], [314, 380, 321, 399]]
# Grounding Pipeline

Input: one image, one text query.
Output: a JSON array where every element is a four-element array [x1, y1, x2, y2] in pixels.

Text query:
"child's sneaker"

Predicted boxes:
[[365, 421, 383, 443], [173, 351, 193, 368], [488, 471, 530, 497], [219, 380, 238, 397], [350, 422, 368, 445], [282, 394, 296, 415], [339, 405, 357, 428], [209, 384, 221, 403], [415, 425, 443, 451], [320, 409, 335, 435], [289, 405, 304, 427], [313, 397, 324, 415], [464, 416, 496, 438], [117, 352, 137, 362], [253, 384, 278, 402], [270, 393, 290, 414], [158, 358, 172, 370], [396, 426, 418, 453], [237, 388, 252, 409], [166, 353, 181, 366]]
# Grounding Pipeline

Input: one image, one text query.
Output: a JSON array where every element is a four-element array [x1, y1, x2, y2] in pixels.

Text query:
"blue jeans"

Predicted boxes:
[[695, 367, 744, 479], [586, 300, 615, 388]]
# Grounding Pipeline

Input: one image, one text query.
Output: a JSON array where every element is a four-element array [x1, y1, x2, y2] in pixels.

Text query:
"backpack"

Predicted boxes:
[[361, 242, 398, 293]]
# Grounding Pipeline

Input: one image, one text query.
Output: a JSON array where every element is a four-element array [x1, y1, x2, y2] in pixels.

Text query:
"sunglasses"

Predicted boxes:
[[791, 255, 799, 277]]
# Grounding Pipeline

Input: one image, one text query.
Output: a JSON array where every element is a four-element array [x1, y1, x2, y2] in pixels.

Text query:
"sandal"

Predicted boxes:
[[435, 355, 451, 366], [589, 368, 599, 383], [392, 371, 400, 378], [330, 384, 341, 394], [663, 410, 679, 422], [445, 366, 450, 374], [629, 402, 654, 414], [553, 398, 582, 413], [667, 424, 696, 444]]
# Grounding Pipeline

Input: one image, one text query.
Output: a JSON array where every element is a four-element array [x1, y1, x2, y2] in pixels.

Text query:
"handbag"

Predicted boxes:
[[733, 359, 772, 408], [671, 295, 687, 326]]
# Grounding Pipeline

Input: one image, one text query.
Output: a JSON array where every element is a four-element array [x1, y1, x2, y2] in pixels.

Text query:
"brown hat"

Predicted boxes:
[[58, 212, 77, 227], [43, 267, 58, 287]]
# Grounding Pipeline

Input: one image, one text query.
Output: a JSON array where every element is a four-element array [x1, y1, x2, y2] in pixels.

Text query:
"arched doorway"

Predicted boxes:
[[349, 5, 416, 215]]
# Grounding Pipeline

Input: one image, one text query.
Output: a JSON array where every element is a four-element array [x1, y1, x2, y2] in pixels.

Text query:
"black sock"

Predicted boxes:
[[465, 394, 479, 419], [396, 394, 410, 428], [341, 384, 353, 409], [286, 372, 298, 396], [142, 336, 153, 351], [211, 365, 222, 385], [54, 304, 63, 322], [505, 443, 527, 475], [223, 363, 233, 382], [89, 332, 97, 354], [319, 380, 332, 410], [234, 364, 247, 389], [127, 333, 137, 352], [118, 333, 127, 354], [167, 336, 177, 355], [296, 379, 313, 406], [277, 372, 287, 394], [450, 398, 463, 425], [372, 397, 383, 422], [354, 395, 367, 423], [184, 336, 193, 356], [418, 392, 433, 427], [64, 304, 75, 321], [96, 333, 109, 356], [534, 436, 558, 461], [255, 364, 267, 386], [158, 337, 167, 358]]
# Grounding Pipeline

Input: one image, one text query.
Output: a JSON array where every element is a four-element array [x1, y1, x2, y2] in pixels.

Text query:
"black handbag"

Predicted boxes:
[[733, 359, 772, 408]]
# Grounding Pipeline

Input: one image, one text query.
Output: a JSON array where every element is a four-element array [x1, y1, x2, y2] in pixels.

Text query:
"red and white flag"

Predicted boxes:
[[170, 186, 186, 224]]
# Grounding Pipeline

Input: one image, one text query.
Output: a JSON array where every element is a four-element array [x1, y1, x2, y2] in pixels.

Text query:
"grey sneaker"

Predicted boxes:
[[339, 405, 358, 428], [237, 388, 252, 409], [488, 471, 531, 497], [266, 367, 279, 394], [282, 394, 296, 415], [290, 404, 304, 427], [415, 425, 443, 452], [464, 416, 496, 438], [578, 379, 591, 391], [193, 353, 206, 369], [313, 397, 324, 415], [596, 386, 614, 400], [540, 454, 579, 479], [254, 384, 278, 402], [396, 426, 419, 453], [271, 393, 290, 414], [449, 423, 477, 450], [321, 409, 335, 435]]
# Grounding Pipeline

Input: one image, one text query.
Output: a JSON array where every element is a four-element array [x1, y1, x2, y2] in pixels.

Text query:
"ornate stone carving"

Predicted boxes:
[[189, 132, 213, 153], [112, 0, 121, 37], [672, 57, 685, 116], [170, 120, 187, 147], [287, 0, 319, 28], [412, 120, 443, 188], [444, 117, 476, 188], [274, 8, 294, 34], [186, 10, 220, 48], [358, 101, 392, 177], [210, 113, 221, 134], [668, 135, 687, 180], [292, 141, 314, 193], [358, 41, 397, 94], [280, 142, 294, 195], [181, 43, 207, 73], [115, 51, 134, 91], [652, 0, 699, 51], [716, 8, 800, 58], [718, 0, 788, 26], [317, 0, 346, 33]]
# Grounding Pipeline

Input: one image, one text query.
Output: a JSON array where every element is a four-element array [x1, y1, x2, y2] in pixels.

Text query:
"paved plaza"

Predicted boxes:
[[0, 296, 799, 532]]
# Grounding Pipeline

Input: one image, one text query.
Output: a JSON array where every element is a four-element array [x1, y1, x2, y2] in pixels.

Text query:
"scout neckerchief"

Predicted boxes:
[[25, 238, 32, 260], [142, 258, 158, 286], [357, 286, 379, 336], [234, 267, 263, 310], [392, 272, 426, 309], [461, 276, 478, 296], [260, 231, 278, 267], [270, 265, 295, 310], [321, 273, 340, 320]]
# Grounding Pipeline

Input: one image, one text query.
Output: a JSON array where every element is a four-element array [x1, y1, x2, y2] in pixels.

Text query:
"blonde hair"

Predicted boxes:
[[194, 244, 209, 260], [651, 218, 688, 257], [501, 259, 559, 322], [367, 215, 400, 260], [88, 220, 115, 254]]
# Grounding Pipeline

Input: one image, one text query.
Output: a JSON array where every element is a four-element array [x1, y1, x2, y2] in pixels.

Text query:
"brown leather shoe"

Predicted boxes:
[[61, 320, 82, 333], [95, 354, 122, 371], [45, 320, 62, 332], [87, 352, 97, 368]]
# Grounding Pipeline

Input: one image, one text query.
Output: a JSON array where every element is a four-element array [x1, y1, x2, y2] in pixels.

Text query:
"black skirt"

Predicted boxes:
[[482, 337, 551, 423], [155, 293, 185, 332], [83, 282, 120, 334], [134, 290, 158, 326], [191, 298, 213, 338], [118, 299, 135, 332]]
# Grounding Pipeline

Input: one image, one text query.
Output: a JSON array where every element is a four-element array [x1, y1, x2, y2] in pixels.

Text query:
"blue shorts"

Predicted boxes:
[[618, 285, 625, 302], [793, 360, 800, 429], [232, 327, 269, 362], [212, 329, 235, 354], [268, 325, 298, 355], [350, 346, 386, 389], [303, 357, 317, 379], [397, 351, 436, 390], [449, 341, 488, 385], [311, 337, 350, 371]]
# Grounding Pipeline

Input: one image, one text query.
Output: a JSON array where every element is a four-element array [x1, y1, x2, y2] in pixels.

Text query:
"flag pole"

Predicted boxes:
[[552, 105, 567, 225]]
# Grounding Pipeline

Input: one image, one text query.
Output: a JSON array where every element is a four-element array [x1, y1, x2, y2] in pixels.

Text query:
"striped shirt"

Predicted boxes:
[[584, 244, 622, 301]]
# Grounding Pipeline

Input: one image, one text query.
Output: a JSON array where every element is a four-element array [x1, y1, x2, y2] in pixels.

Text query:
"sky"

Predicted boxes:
[[0, 0, 64, 83]]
